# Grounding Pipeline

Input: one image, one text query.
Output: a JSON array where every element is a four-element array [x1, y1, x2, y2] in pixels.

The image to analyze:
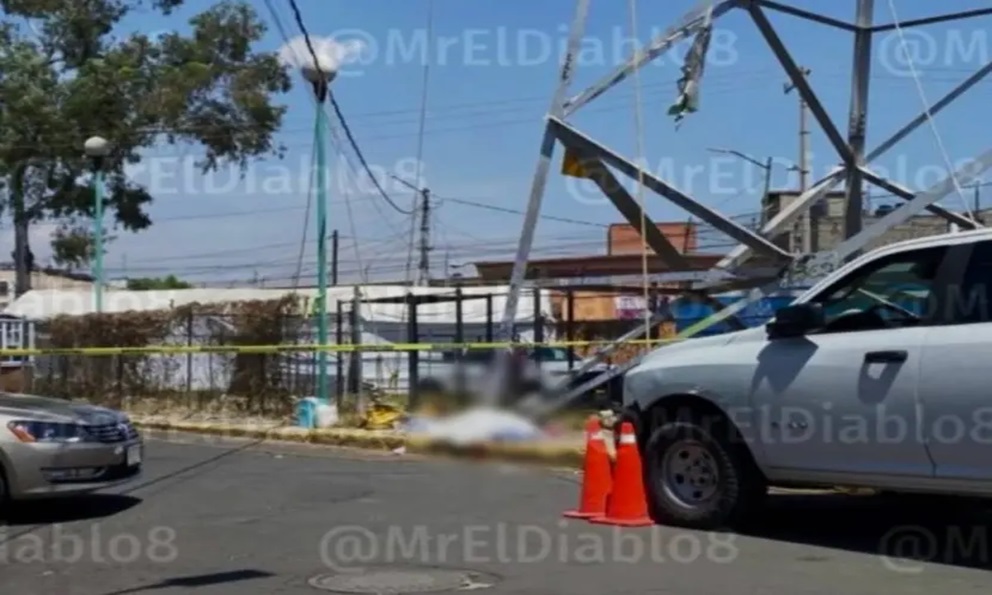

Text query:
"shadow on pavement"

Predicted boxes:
[[741, 492, 992, 571], [1, 494, 142, 526], [99, 569, 275, 595]]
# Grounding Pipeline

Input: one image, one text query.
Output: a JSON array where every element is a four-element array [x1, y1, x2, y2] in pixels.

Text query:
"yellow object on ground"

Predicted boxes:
[[362, 402, 405, 430]]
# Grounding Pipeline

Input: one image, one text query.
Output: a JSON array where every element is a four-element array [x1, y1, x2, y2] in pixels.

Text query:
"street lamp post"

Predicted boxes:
[[84, 136, 111, 313], [301, 60, 338, 405]]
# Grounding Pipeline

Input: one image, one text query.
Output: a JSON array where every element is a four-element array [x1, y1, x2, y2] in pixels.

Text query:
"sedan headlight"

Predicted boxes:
[[7, 420, 94, 444]]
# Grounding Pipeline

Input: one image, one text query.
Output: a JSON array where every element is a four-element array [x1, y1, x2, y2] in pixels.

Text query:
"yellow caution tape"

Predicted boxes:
[[0, 337, 684, 357]]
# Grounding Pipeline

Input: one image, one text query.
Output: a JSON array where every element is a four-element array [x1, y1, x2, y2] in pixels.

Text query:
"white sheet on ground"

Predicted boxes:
[[406, 407, 544, 445]]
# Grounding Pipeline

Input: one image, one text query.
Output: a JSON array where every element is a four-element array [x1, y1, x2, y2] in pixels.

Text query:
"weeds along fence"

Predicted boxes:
[[18, 287, 790, 415], [21, 289, 550, 414], [30, 298, 310, 415], [24, 290, 552, 413]]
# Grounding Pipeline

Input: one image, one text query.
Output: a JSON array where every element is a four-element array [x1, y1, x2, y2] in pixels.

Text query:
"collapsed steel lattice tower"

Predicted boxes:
[[502, 0, 992, 416]]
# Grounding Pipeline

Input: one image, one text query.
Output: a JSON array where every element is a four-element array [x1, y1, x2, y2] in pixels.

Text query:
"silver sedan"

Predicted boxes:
[[0, 393, 143, 505]]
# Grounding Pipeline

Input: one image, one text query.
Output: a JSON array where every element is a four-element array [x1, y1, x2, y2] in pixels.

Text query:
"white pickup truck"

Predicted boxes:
[[621, 228, 992, 529]]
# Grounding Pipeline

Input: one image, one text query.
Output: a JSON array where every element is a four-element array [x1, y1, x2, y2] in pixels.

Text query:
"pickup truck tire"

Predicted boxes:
[[644, 419, 764, 530], [0, 462, 8, 519]]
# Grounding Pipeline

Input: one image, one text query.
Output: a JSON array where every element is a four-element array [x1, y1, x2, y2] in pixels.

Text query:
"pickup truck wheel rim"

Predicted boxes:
[[661, 440, 720, 507]]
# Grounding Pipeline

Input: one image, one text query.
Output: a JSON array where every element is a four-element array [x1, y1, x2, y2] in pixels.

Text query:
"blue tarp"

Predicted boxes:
[[671, 289, 808, 337]]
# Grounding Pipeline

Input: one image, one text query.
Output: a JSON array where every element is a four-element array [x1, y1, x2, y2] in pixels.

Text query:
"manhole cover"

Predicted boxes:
[[308, 566, 496, 593]]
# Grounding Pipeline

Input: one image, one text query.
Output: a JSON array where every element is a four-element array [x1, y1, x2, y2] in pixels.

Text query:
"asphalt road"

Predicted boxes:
[[3, 432, 992, 595]]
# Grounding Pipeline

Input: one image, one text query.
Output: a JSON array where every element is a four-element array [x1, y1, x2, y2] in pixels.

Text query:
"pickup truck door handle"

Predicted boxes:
[[864, 350, 908, 364]]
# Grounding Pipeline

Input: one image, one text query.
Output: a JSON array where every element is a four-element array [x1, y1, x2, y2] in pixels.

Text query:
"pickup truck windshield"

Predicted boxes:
[[813, 246, 945, 327]]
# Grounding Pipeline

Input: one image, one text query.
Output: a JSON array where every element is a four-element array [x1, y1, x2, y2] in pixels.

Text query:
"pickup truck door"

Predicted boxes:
[[750, 328, 929, 477], [917, 240, 992, 481], [749, 244, 952, 479]]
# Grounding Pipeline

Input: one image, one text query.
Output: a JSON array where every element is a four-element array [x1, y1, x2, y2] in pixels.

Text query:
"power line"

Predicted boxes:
[[326, 95, 413, 215], [284, 0, 412, 216], [276, 0, 411, 243], [4, 67, 984, 153], [436, 195, 609, 228], [407, 0, 435, 286], [265, 0, 410, 249], [115, 203, 762, 269], [113, 232, 749, 277], [293, 122, 319, 288]]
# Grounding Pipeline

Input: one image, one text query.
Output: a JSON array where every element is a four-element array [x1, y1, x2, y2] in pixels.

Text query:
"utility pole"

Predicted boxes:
[[418, 188, 431, 286], [331, 229, 339, 286], [784, 66, 812, 253], [968, 181, 983, 224], [391, 175, 432, 286]]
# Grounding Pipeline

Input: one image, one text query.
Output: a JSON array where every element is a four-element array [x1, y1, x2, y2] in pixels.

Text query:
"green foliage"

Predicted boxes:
[[0, 0, 291, 267], [126, 274, 193, 290]]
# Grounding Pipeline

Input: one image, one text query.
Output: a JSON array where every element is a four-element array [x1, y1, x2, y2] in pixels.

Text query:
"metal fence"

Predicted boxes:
[[14, 286, 798, 411]]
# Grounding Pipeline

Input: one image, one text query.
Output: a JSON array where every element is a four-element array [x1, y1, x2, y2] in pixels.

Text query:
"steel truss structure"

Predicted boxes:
[[503, 0, 992, 417]]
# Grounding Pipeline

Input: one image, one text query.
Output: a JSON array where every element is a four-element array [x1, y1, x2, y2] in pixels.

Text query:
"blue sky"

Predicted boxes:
[[10, 0, 992, 286]]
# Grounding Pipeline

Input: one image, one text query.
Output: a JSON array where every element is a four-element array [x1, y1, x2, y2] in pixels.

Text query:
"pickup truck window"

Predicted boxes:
[[808, 245, 948, 333], [947, 239, 992, 324]]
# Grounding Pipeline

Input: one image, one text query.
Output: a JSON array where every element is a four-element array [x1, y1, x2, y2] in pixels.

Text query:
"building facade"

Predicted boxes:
[[763, 190, 963, 254], [0, 265, 94, 309]]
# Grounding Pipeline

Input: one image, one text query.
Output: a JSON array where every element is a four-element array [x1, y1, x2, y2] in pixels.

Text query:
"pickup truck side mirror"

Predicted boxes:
[[766, 302, 825, 339]]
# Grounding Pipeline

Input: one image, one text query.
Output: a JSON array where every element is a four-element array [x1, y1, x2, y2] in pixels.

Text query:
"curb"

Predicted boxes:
[[132, 420, 585, 468]]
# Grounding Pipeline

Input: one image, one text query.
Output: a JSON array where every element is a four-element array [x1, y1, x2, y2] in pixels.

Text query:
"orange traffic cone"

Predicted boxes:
[[563, 416, 613, 519], [591, 421, 653, 527]]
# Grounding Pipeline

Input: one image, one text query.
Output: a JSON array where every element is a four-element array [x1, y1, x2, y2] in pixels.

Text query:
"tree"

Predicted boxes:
[[126, 274, 192, 290], [0, 0, 291, 293]]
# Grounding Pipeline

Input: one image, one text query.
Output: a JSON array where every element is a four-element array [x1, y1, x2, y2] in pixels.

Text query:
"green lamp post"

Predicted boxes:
[[84, 135, 111, 314], [301, 59, 337, 404]]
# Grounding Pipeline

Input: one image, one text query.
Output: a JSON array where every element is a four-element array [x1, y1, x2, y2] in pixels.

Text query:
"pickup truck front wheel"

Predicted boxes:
[[644, 419, 764, 530]]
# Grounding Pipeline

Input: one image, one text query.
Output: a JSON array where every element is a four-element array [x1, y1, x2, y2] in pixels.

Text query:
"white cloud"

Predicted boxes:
[[276, 34, 366, 76]]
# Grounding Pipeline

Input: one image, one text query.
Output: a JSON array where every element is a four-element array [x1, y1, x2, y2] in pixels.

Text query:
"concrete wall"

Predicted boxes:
[[0, 270, 93, 309], [763, 190, 956, 253]]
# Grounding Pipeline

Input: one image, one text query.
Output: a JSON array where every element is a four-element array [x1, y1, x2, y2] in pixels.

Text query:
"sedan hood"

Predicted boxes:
[[0, 393, 125, 425]]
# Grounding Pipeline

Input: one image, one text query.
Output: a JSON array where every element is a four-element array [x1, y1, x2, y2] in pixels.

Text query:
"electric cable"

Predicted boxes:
[[885, 0, 977, 221], [291, 119, 319, 289], [285, 0, 412, 217], [627, 0, 652, 346], [405, 0, 435, 286]]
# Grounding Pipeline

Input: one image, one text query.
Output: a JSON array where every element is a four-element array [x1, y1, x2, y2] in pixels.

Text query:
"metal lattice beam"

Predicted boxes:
[[549, 117, 792, 262], [567, 150, 690, 268], [497, 0, 992, 416]]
